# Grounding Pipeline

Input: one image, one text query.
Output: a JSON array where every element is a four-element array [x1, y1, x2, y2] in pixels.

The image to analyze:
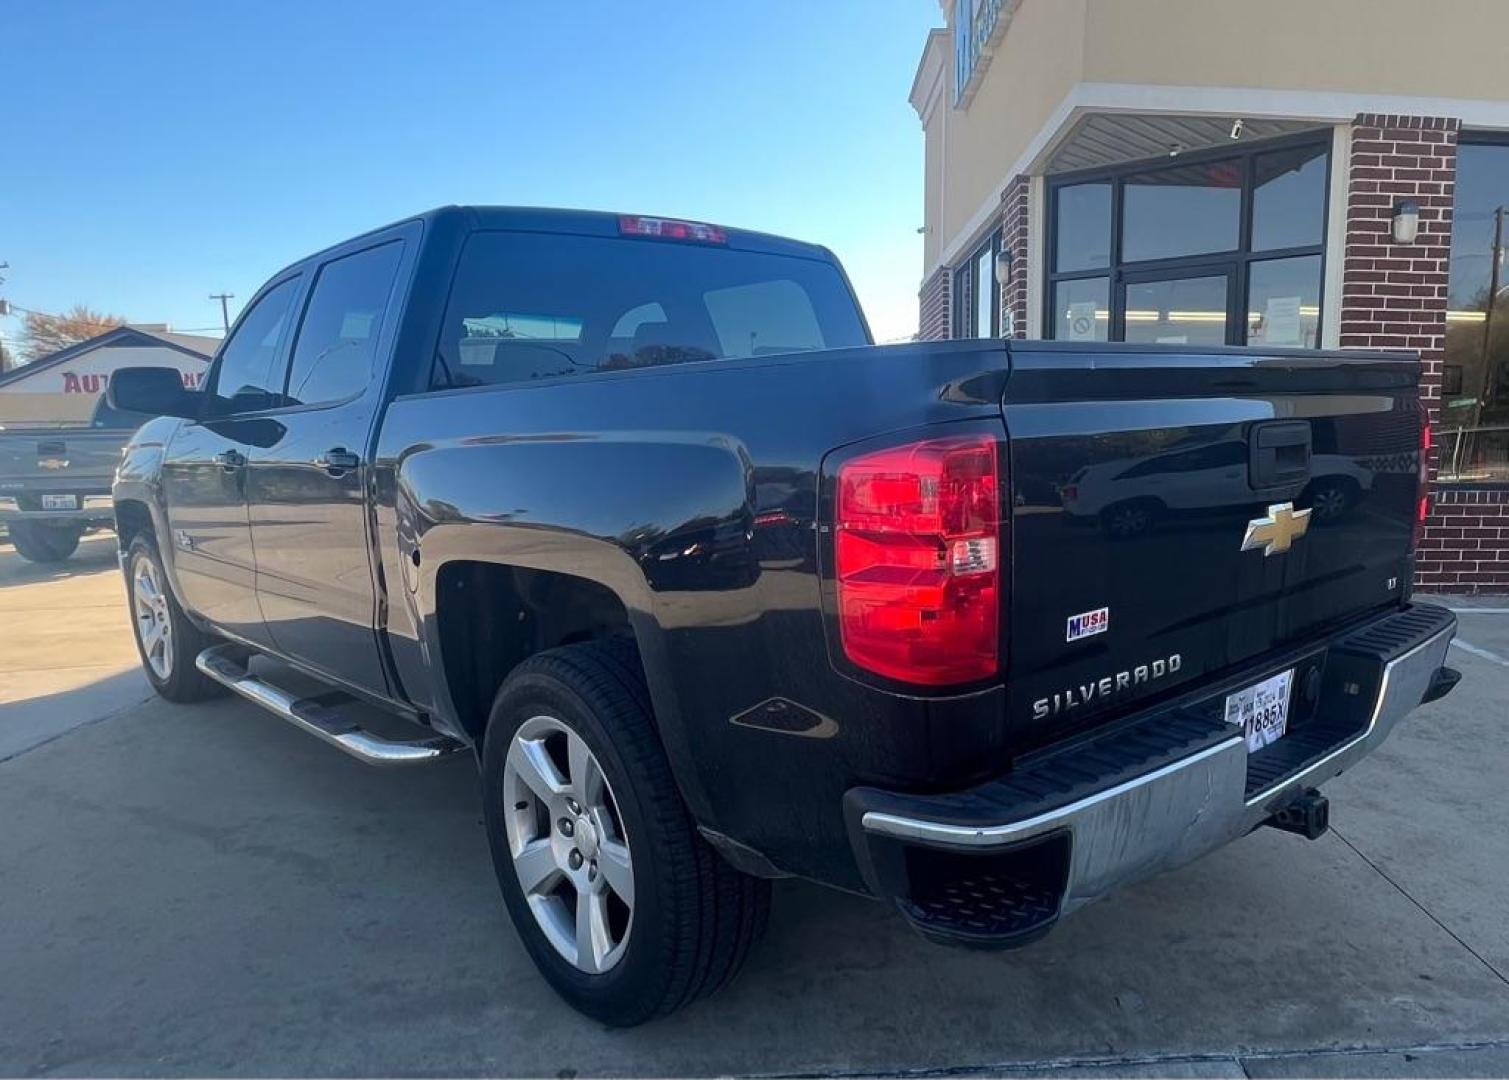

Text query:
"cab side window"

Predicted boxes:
[[284, 242, 404, 407], [209, 277, 301, 413]]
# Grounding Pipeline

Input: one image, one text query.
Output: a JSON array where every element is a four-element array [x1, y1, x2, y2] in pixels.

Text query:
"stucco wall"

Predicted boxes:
[[1081, 0, 1509, 101], [922, 104, 947, 270], [935, 0, 1088, 253]]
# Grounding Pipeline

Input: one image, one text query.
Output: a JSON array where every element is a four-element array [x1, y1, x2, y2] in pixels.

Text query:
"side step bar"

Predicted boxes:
[[195, 644, 464, 766]]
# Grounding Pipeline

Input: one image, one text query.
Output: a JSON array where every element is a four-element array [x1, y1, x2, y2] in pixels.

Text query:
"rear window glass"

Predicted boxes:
[[434, 231, 867, 389], [91, 396, 155, 429]]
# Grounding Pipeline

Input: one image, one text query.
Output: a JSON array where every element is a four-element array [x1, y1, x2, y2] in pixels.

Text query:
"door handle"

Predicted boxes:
[[215, 449, 246, 471], [316, 448, 361, 474]]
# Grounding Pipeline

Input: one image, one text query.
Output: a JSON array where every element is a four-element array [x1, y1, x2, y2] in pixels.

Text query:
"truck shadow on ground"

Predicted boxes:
[[0, 532, 120, 586]]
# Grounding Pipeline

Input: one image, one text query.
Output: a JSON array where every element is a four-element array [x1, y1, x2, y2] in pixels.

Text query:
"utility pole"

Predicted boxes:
[[0, 264, 11, 373], [209, 292, 234, 334]]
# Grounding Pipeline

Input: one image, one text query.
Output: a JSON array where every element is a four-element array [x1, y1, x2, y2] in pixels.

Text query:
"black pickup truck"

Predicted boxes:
[[109, 206, 1459, 1025]]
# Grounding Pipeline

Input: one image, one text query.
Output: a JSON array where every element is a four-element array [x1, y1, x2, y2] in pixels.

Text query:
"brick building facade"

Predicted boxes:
[[912, 1, 1509, 592]]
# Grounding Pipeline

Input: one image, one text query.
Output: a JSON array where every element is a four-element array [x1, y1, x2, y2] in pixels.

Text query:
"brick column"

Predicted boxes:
[[1338, 115, 1507, 592], [918, 266, 952, 340], [999, 174, 1030, 338], [1418, 489, 1509, 591], [1339, 113, 1460, 422]]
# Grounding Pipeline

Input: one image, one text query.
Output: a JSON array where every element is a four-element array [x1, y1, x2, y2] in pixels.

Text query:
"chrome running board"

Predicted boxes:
[[195, 644, 464, 766]]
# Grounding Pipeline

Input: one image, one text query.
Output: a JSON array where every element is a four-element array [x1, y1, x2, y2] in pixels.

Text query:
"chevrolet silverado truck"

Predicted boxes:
[[108, 206, 1460, 1026], [0, 396, 154, 562]]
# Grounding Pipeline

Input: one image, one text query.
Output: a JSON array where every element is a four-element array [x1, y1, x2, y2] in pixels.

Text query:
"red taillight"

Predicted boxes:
[[834, 434, 1001, 686], [618, 215, 727, 244], [1414, 420, 1433, 549]]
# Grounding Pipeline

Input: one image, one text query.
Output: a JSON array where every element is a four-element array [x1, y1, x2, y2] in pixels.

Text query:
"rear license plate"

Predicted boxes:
[[41, 494, 77, 510], [1224, 668, 1294, 753]]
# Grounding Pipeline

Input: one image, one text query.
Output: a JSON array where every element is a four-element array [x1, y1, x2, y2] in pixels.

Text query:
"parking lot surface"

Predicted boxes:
[[1, 540, 1507, 1078]]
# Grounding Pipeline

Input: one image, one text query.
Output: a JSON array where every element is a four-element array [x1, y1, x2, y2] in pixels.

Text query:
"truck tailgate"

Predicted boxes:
[[1002, 345, 1421, 748], [0, 429, 126, 494]]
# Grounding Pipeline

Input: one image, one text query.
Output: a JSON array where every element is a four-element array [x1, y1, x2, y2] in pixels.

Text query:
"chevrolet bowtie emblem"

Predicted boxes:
[[1241, 502, 1311, 556]]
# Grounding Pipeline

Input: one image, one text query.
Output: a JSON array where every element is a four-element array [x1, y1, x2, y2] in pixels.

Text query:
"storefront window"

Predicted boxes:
[[1052, 277, 1109, 342], [973, 244, 994, 337], [1054, 182, 1111, 272], [1252, 144, 1328, 251], [1441, 138, 1509, 483], [1123, 161, 1242, 263], [1046, 134, 1330, 350], [1247, 255, 1322, 349], [953, 233, 999, 338], [1124, 275, 1229, 346]]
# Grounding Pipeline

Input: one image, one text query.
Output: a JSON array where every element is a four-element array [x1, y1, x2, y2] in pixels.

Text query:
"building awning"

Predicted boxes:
[[1045, 113, 1327, 174]]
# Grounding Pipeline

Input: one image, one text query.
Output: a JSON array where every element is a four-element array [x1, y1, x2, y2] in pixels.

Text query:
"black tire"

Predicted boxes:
[[125, 534, 225, 703], [481, 638, 770, 1026], [10, 520, 82, 563], [1100, 498, 1159, 539], [1303, 478, 1357, 524]]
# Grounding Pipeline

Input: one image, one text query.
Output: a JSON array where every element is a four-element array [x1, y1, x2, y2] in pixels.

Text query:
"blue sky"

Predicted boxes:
[[0, 1, 940, 351]]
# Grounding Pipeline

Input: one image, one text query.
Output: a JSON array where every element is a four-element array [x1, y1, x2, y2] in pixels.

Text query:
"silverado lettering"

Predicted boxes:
[[1032, 653, 1183, 720]]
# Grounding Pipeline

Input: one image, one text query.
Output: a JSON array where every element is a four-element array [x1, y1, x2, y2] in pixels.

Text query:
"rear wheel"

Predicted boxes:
[[1101, 499, 1158, 539], [481, 639, 770, 1026], [1305, 479, 1356, 524], [126, 535, 224, 702], [10, 520, 82, 563]]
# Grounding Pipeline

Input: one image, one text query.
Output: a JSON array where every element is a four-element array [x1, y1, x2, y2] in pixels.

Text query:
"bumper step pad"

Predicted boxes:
[[897, 833, 1069, 948]]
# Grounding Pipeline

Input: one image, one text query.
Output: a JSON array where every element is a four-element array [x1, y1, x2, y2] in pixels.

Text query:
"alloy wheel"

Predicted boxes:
[[132, 555, 174, 680], [1313, 486, 1348, 521], [502, 715, 634, 974], [1110, 505, 1149, 537]]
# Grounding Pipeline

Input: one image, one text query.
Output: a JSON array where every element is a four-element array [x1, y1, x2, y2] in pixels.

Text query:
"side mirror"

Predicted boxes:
[[107, 367, 202, 421]]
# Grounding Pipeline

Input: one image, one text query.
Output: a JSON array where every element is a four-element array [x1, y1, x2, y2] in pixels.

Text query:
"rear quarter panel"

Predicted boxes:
[[372, 340, 1014, 885]]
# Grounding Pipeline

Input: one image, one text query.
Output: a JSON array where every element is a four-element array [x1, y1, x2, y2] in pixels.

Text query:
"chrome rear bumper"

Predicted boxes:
[[0, 494, 115, 520], [848, 605, 1457, 943]]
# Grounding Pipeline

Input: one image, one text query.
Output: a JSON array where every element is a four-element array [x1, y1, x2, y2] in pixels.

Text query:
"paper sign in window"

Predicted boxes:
[[1263, 295, 1303, 347], [1067, 300, 1099, 341]]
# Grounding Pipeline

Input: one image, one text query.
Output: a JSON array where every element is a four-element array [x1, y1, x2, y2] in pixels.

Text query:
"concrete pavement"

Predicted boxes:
[[1, 543, 1507, 1077], [0, 534, 151, 763]]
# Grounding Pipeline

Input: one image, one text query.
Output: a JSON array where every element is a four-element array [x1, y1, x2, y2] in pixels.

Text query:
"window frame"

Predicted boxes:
[[952, 231, 1000, 338], [1440, 130, 1509, 488], [281, 237, 408, 410], [200, 222, 419, 422], [202, 272, 306, 416], [1044, 131, 1332, 349]]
